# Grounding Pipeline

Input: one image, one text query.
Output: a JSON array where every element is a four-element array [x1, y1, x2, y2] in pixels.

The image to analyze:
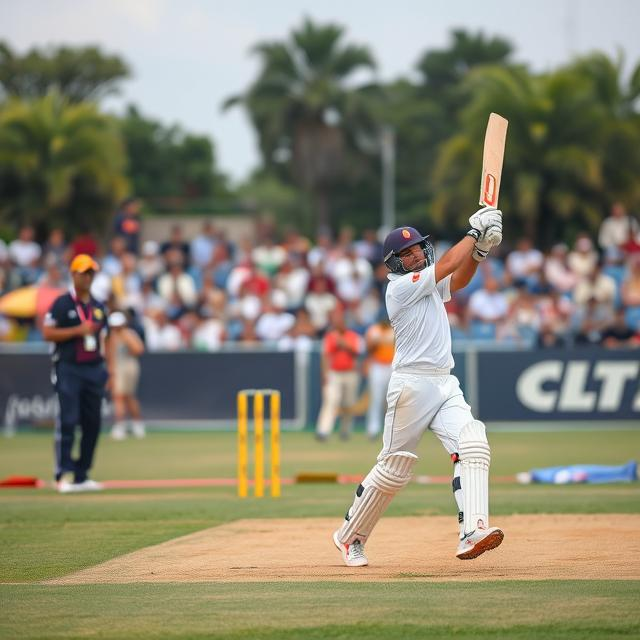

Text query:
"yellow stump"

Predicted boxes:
[[254, 392, 264, 498], [237, 392, 248, 498], [270, 391, 281, 498]]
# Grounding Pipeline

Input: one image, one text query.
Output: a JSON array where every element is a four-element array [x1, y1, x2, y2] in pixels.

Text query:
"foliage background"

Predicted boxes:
[[1, 22, 639, 246]]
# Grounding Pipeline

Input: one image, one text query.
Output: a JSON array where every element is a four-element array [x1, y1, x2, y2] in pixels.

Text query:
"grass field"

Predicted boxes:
[[1, 429, 639, 639]]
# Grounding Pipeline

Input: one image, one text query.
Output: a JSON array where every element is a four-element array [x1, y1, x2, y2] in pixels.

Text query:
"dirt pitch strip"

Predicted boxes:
[[47, 514, 640, 585]]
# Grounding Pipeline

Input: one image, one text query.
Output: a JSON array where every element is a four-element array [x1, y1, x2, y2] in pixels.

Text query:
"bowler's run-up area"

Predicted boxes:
[[1, 428, 640, 640]]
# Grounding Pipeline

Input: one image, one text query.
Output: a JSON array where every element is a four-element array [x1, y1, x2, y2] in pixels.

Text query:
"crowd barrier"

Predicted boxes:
[[1, 345, 638, 432]]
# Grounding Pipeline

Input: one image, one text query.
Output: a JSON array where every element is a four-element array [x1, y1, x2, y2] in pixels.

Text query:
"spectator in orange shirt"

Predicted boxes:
[[315, 308, 364, 441], [364, 318, 394, 439]]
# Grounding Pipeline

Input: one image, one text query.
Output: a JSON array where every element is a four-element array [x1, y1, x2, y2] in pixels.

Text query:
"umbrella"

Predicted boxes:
[[0, 285, 65, 318]]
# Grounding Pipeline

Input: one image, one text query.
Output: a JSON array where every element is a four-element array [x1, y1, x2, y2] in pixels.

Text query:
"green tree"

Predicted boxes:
[[0, 41, 130, 103], [237, 171, 313, 234], [0, 93, 128, 234], [224, 18, 377, 231], [430, 55, 640, 248], [119, 106, 231, 211], [384, 31, 514, 232], [568, 53, 640, 204]]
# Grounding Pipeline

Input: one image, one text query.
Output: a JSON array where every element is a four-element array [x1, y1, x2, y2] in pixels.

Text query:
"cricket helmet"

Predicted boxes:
[[383, 226, 435, 274]]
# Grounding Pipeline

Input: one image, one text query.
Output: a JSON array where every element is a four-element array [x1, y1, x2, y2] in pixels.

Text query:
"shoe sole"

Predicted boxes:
[[333, 531, 368, 567], [456, 529, 504, 560]]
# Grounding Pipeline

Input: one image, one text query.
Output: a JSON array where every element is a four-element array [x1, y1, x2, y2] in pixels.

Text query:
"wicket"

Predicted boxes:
[[237, 389, 281, 498]]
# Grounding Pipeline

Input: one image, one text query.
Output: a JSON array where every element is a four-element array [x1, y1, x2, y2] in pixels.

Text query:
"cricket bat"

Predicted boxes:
[[479, 113, 508, 207]]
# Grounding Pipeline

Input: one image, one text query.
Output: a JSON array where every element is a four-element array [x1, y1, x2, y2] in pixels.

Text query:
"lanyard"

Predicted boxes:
[[71, 294, 93, 324]]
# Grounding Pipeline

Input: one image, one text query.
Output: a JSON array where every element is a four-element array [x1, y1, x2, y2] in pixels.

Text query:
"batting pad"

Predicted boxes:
[[459, 420, 491, 536], [337, 451, 417, 545]]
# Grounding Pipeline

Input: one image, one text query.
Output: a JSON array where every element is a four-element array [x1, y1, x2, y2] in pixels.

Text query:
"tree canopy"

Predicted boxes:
[[120, 106, 231, 210], [0, 41, 130, 103], [224, 17, 378, 232], [1, 25, 640, 247], [0, 93, 128, 234]]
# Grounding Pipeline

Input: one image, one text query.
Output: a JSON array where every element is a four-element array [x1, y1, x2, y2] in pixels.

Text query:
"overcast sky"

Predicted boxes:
[[1, 0, 639, 184]]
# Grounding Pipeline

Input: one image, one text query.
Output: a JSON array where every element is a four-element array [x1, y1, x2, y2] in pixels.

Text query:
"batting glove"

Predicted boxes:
[[469, 206, 502, 234], [472, 223, 503, 262]]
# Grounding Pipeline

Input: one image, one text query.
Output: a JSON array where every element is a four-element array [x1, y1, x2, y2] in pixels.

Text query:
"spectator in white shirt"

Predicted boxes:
[[255, 290, 296, 342], [568, 234, 598, 279], [573, 263, 617, 311], [305, 270, 338, 334], [252, 236, 287, 277], [8, 226, 41, 267], [331, 245, 374, 306], [144, 309, 183, 351], [277, 308, 317, 352], [191, 309, 227, 351], [307, 232, 333, 270], [544, 243, 578, 294], [138, 241, 164, 283], [505, 237, 543, 288], [467, 277, 509, 324], [598, 202, 640, 252], [273, 256, 310, 311], [156, 250, 198, 318]]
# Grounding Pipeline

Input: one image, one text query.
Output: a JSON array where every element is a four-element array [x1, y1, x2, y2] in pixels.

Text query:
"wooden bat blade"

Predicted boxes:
[[479, 113, 508, 207]]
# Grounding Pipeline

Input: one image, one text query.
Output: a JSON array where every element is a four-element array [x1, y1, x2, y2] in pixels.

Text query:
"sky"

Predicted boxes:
[[1, 0, 639, 185]]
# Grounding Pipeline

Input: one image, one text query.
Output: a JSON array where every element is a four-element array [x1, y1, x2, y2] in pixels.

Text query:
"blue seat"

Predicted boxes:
[[624, 306, 640, 331], [517, 325, 539, 347], [450, 325, 468, 341], [469, 321, 496, 341]]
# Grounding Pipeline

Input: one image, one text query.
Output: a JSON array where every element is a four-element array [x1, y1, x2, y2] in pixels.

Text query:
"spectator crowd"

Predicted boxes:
[[1, 199, 640, 351]]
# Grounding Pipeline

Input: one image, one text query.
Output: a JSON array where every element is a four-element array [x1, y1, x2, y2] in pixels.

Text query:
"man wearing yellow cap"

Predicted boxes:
[[42, 254, 109, 493]]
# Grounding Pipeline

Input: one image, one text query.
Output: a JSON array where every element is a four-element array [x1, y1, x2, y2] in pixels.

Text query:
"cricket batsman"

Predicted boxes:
[[333, 206, 505, 566]]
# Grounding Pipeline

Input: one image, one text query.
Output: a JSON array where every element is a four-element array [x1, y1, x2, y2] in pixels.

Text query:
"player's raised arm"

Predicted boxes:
[[437, 206, 503, 291]]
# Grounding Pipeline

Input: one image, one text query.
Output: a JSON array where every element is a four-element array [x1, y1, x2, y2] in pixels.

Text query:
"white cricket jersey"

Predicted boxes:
[[385, 267, 453, 371]]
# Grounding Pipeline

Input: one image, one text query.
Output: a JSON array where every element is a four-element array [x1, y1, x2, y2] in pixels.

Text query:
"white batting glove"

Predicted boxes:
[[471, 218, 503, 262], [483, 225, 503, 247], [469, 206, 502, 234]]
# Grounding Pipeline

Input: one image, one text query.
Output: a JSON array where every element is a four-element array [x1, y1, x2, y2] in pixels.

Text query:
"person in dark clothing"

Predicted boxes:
[[160, 225, 191, 266], [601, 308, 639, 348], [42, 254, 109, 493], [113, 197, 142, 254]]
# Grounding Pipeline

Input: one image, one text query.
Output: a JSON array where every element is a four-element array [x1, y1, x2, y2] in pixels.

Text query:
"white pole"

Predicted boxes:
[[381, 126, 396, 234]]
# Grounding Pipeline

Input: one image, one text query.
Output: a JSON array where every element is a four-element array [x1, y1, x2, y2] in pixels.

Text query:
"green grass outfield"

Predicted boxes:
[[1, 429, 639, 639]]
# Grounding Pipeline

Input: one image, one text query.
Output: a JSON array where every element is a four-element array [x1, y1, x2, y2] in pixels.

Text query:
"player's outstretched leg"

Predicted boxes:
[[455, 420, 504, 560], [333, 451, 417, 567]]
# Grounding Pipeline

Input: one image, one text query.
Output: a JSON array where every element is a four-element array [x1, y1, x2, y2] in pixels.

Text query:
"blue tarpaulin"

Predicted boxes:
[[520, 460, 637, 484]]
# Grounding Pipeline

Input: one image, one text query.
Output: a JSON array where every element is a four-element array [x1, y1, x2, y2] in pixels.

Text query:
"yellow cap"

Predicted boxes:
[[70, 254, 100, 273]]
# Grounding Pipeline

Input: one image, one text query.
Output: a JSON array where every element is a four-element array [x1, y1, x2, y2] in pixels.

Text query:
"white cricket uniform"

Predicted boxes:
[[380, 265, 473, 459]]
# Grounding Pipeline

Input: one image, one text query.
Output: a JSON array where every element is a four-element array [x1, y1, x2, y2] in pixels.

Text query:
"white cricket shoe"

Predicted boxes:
[[59, 479, 104, 493], [57, 480, 73, 493], [131, 422, 146, 439], [333, 530, 368, 567], [456, 525, 504, 560], [110, 424, 127, 441]]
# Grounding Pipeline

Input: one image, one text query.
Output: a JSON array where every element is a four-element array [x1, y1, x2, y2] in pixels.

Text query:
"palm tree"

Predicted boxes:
[[429, 57, 640, 248], [567, 53, 640, 202], [224, 18, 377, 232], [0, 92, 127, 233], [370, 30, 514, 234]]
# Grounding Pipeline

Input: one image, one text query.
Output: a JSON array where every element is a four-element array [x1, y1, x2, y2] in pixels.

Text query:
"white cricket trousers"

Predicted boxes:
[[316, 370, 360, 438], [379, 368, 474, 460], [366, 362, 392, 438]]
